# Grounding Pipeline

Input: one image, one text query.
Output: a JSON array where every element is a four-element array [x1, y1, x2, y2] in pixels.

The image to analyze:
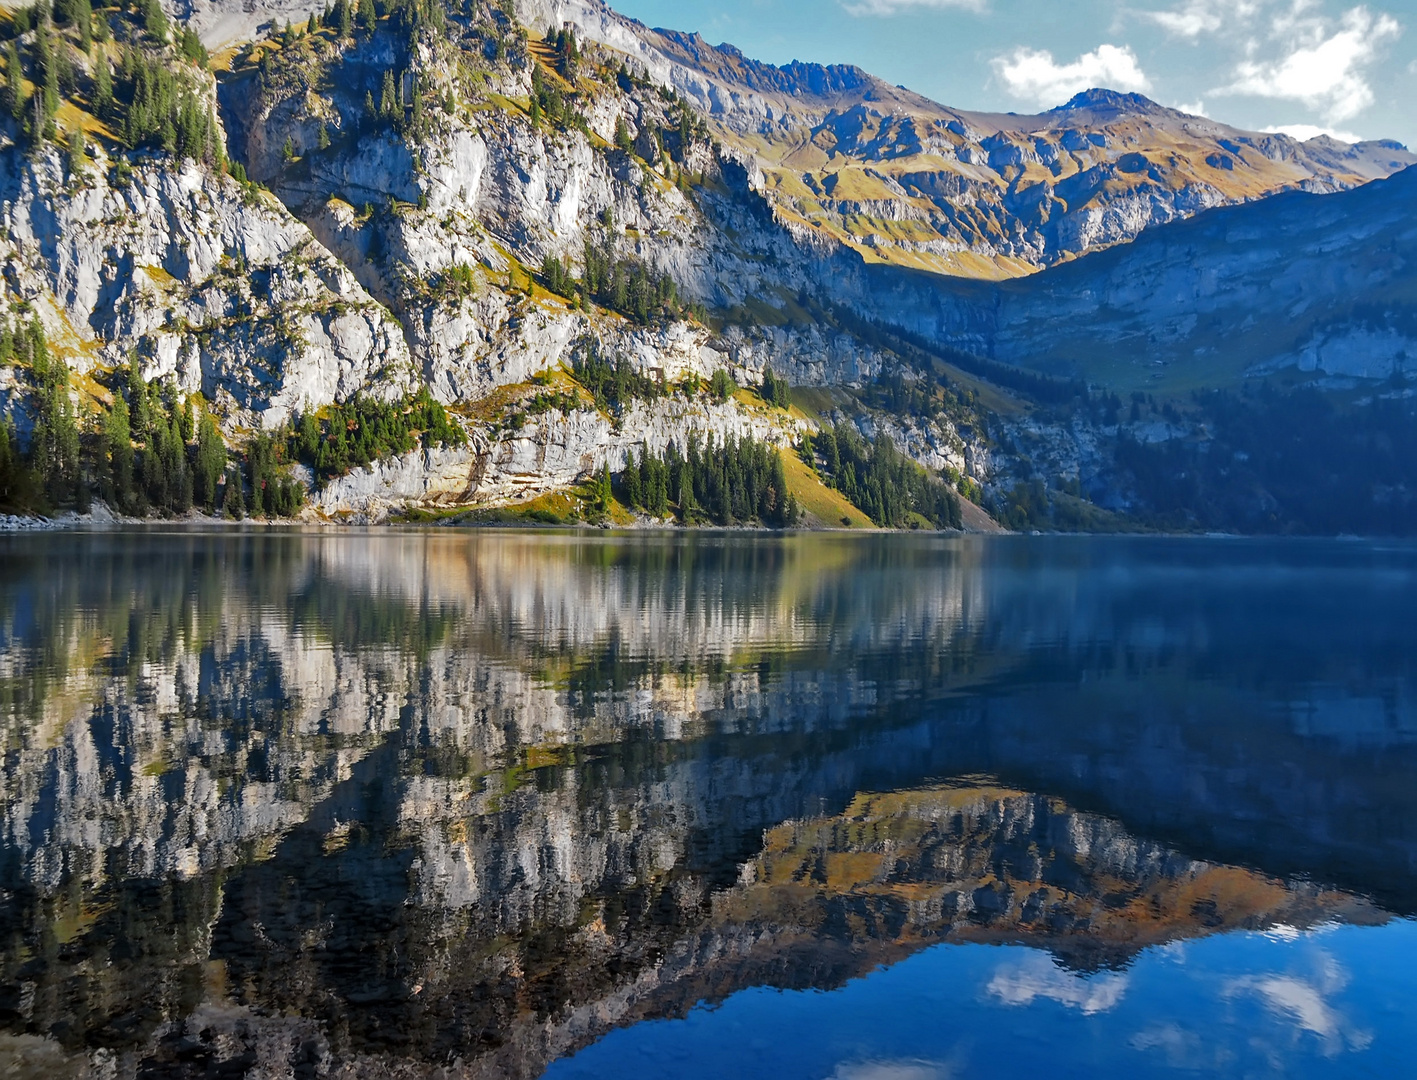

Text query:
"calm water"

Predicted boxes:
[[0, 529, 1415, 1078]]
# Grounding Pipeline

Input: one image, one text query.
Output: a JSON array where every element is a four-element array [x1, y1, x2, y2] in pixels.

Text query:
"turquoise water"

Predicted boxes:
[[0, 529, 1415, 1076]]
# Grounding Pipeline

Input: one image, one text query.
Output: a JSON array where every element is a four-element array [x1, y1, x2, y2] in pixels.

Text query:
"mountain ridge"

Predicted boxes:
[[509, 0, 1413, 278]]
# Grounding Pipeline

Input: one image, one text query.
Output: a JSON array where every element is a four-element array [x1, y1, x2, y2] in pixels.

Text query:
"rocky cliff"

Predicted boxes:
[[0, 142, 414, 432]]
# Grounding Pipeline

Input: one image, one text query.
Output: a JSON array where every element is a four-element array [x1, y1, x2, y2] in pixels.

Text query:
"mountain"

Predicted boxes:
[[513, 0, 1414, 279], [0, 0, 1414, 535], [849, 163, 1417, 392]]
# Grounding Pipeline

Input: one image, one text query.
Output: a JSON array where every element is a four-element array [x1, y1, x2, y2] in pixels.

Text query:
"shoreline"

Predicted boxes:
[[1, 499, 1007, 536], [0, 512, 992, 536], [2, 514, 1408, 541]]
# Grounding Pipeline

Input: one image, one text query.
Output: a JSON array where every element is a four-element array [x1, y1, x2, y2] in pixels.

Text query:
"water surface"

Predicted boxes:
[[0, 529, 1414, 1078]]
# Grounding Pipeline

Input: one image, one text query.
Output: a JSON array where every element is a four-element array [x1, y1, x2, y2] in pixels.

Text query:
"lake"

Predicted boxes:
[[0, 528, 1414, 1078]]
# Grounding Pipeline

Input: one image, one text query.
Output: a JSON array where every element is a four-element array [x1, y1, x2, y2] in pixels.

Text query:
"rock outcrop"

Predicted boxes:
[[0, 142, 413, 431]]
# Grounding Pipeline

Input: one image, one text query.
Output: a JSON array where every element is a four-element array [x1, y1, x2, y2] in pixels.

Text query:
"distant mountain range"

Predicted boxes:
[[515, 0, 1414, 278]]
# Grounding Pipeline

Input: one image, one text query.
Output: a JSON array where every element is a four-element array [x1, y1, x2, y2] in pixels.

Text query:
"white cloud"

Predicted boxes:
[[1262, 123, 1365, 141], [842, 0, 985, 15], [1224, 952, 1373, 1056], [1148, 1, 1221, 37], [986, 954, 1130, 1015], [1217, 5, 1402, 122], [830, 1061, 949, 1080], [992, 44, 1150, 107], [1141, 0, 1263, 38], [1175, 99, 1209, 116]]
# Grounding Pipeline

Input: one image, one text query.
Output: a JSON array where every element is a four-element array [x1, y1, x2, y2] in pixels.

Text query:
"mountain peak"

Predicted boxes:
[[1054, 89, 1165, 115], [651, 28, 874, 99]]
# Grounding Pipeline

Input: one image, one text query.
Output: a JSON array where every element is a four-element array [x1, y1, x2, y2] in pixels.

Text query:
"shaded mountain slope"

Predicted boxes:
[[846, 163, 1417, 394]]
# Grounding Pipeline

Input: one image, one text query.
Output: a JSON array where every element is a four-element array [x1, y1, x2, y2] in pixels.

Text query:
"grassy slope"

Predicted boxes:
[[780, 450, 874, 528]]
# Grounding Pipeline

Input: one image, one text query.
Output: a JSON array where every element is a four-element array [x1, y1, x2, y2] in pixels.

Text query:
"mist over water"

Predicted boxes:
[[1, 529, 1415, 1077]]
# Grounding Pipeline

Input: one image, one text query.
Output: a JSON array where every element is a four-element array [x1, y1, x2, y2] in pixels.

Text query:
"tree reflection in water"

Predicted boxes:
[[0, 530, 1415, 1077]]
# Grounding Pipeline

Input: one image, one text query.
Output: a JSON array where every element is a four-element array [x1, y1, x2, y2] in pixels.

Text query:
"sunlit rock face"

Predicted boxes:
[[2, 532, 1416, 1076], [0, 148, 413, 435], [513, 2, 1413, 280]]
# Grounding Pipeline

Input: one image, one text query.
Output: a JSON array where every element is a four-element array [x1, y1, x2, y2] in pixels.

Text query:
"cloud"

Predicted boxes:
[[842, 0, 985, 14], [992, 44, 1150, 107], [1146, 1, 1225, 37], [986, 954, 1130, 1015], [1175, 99, 1209, 116], [1262, 123, 1365, 142], [1131, 1023, 1235, 1070], [1224, 952, 1373, 1056], [1217, 5, 1402, 122], [830, 1061, 949, 1080]]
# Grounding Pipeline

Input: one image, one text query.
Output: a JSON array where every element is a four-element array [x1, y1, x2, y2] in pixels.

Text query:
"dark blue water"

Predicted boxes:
[[0, 529, 1414, 1077]]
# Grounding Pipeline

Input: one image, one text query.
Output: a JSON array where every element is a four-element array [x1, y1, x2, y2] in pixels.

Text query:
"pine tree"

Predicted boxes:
[[0, 420, 40, 511], [194, 410, 226, 510], [179, 395, 195, 442], [124, 364, 146, 440], [336, 0, 352, 38], [92, 54, 113, 118], [30, 358, 80, 508], [623, 448, 643, 509], [379, 69, 397, 118], [3, 40, 24, 121], [37, 21, 60, 127], [103, 392, 135, 512], [297, 411, 320, 459], [409, 75, 423, 130], [141, 0, 167, 41], [596, 462, 612, 513], [357, 0, 376, 34], [73, 0, 93, 51], [66, 125, 85, 179], [222, 465, 244, 518]]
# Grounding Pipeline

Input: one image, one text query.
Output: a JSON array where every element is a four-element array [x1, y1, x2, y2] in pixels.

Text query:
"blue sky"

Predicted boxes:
[[611, 0, 1417, 147]]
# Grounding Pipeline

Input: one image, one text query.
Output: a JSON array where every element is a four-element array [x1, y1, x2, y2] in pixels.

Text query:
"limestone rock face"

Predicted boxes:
[[0, 144, 413, 431], [310, 393, 809, 517], [311, 445, 478, 516], [162, 0, 318, 50]]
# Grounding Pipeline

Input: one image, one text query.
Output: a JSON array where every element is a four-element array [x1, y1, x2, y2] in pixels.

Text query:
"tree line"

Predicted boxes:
[[570, 344, 662, 413], [0, 0, 222, 164], [804, 422, 962, 530], [0, 319, 306, 518], [289, 388, 464, 484], [536, 236, 705, 325], [616, 432, 799, 527]]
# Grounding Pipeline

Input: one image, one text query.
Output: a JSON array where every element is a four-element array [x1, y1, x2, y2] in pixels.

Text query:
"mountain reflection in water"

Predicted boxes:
[[0, 529, 1415, 1078]]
